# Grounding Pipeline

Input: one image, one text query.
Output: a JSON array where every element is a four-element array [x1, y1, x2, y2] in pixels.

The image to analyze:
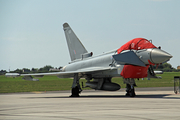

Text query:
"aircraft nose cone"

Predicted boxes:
[[150, 48, 172, 64]]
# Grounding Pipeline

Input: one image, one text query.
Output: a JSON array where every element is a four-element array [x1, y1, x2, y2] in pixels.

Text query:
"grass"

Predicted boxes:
[[113, 72, 180, 88], [0, 72, 180, 93], [0, 75, 88, 93]]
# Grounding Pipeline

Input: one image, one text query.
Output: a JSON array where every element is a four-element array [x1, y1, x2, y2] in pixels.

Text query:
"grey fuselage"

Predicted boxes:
[[62, 50, 122, 78], [62, 47, 172, 79]]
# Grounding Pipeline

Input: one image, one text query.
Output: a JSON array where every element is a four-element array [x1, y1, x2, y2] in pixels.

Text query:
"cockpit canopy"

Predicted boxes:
[[117, 38, 157, 54]]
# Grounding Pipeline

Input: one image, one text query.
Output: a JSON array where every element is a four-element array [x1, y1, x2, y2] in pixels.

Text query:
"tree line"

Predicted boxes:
[[152, 63, 180, 72], [0, 63, 179, 75], [0, 65, 61, 75]]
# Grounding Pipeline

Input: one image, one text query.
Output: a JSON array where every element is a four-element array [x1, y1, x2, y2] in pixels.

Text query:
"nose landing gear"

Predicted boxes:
[[124, 78, 136, 97]]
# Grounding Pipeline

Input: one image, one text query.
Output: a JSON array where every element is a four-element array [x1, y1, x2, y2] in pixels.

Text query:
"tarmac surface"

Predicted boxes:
[[0, 87, 180, 120]]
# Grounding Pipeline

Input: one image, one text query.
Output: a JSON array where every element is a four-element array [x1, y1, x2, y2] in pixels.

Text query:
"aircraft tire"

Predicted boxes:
[[130, 89, 136, 97], [70, 86, 80, 97], [125, 84, 131, 96]]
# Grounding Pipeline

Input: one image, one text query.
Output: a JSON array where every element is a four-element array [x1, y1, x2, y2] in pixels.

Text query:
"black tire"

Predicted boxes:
[[70, 86, 80, 97], [125, 84, 131, 96], [130, 89, 136, 97]]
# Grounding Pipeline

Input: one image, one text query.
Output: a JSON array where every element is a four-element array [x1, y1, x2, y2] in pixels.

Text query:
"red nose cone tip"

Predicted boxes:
[[150, 48, 172, 64]]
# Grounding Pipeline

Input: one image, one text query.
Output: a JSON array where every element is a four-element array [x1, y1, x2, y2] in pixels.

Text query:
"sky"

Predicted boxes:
[[0, 0, 180, 71]]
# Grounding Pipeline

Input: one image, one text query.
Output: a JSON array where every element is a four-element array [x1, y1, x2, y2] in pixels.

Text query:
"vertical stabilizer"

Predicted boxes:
[[63, 23, 88, 61]]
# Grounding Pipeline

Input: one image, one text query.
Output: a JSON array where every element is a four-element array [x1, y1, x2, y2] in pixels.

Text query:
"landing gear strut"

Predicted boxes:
[[70, 73, 82, 97], [124, 78, 136, 97]]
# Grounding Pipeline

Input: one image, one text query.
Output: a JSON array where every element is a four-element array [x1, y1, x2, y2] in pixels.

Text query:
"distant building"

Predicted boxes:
[[0, 70, 6, 75], [22, 69, 30, 73], [177, 66, 180, 70], [49, 67, 62, 72]]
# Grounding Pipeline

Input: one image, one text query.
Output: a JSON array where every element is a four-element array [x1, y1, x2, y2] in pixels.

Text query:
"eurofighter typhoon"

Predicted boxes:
[[6, 23, 172, 97]]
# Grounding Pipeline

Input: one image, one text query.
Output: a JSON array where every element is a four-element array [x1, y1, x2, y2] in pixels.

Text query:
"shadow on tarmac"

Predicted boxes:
[[25, 94, 180, 99]]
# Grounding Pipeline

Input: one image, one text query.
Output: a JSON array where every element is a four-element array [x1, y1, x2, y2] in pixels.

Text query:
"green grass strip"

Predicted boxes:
[[0, 72, 179, 93]]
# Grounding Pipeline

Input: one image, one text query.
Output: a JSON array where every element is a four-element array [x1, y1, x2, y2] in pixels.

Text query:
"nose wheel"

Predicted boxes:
[[129, 87, 136, 97], [126, 84, 136, 97], [124, 78, 136, 97]]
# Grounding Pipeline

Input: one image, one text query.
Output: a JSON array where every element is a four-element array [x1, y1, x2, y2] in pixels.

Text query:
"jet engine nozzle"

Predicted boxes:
[[150, 48, 172, 64]]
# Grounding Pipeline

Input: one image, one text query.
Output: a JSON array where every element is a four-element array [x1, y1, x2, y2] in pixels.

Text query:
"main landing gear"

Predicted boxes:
[[70, 75, 137, 97], [124, 78, 136, 97], [70, 73, 82, 97]]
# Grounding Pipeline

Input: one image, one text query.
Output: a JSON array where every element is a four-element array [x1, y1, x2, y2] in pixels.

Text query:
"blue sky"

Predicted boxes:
[[0, 0, 179, 71]]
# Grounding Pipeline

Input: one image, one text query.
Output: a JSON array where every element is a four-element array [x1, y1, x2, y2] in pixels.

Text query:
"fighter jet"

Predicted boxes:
[[6, 23, 172, 97]]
